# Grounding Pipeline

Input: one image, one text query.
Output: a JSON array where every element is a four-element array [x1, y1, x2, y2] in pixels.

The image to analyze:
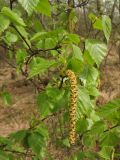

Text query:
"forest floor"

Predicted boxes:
[[0, 45, 120, 159]]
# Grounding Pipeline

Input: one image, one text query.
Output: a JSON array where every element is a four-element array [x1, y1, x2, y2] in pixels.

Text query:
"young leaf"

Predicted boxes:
[[79, 65, 99, 86], [76, 118, 88, 134], [18, 0, 39, 15], [28, 57, 55, 78], [0, 91, 12, 106], [1, 7, 26, 26], [102, 15, 112, 42], [37, 92, 52, 118], [0, 14, 10, 34], [99, 146, 114, 160], [98, 99, 120, 118], [28, 132, 45, 155], [72, 44, 83, 61], [36, 0, 51, 16], [16, 49, 27, 66], [85, 39, 107, 66], [89, 13, 103, 30], [5, 32, 18, 44], [77, 87, 94, 118]]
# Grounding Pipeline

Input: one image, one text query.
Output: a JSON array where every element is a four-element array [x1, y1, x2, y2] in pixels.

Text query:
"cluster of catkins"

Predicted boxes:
[[66, 69, 78, 145]]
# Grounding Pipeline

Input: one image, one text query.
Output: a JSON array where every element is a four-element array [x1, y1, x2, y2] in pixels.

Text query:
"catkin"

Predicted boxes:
[[66, 69, 78, 145]]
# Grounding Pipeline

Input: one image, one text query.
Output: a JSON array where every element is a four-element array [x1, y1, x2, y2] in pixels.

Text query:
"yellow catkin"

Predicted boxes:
[[66, 69, 78, 145]]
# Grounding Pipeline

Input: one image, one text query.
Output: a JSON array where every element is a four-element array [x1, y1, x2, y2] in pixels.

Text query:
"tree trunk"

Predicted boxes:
[[96, 0, 102, 15], [110, 0, 117, 22]]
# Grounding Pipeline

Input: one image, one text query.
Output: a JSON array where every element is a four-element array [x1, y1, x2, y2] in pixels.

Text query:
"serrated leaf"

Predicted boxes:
[[100, 132, 120, 147], [36, 0, 51, 16], [28, 57, 55, 78], [76, 118, 88, 134], [37, 92, 52, 117], [89, 13, 103, 30], [99, 146, 113, 160], [1, 7, 26, 26], [0, 14, 10, 34], [77, 87, 94, 118], [18, 0, 39, 15], [98, 99, 120, 118], [90, 121, 106, 135], [66, 34, 80, 45], [62, 138, 70, 147], [0, 91, 12, 106], [79, 65, 99, 86], [72, 44, 83, 61], [5, 32, 18, 44], [10, 130, 28, 142], [102, 15, 112, 42], [16, 49, 27, 66], [85, 39, 107, 66], [30, 32, 47, 42], [28, 132, 45, 155]]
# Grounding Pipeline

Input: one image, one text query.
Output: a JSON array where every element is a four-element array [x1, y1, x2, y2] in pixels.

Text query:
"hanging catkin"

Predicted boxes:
[[66, 69, 78, 145]]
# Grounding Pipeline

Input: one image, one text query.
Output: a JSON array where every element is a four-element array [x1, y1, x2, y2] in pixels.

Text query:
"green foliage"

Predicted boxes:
[[28, 57, 55, 78], [0, 14, 10, 34], [0, 91, 12, 106], [0, 0, 119, 159], [36, 0, 51, 17], [85, 39, 107, 66], [102, 15, 112, 42], [18, 0, 39, 15], [1, 7, 26, 26]]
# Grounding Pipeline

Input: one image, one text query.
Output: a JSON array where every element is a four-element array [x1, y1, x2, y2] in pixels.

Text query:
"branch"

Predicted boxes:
[[11, 25, 33, 53], [25, 45, 61, 66], [4, 149, 35, 157], [104, 124, 120, 133], [76, 0, 89, 8]]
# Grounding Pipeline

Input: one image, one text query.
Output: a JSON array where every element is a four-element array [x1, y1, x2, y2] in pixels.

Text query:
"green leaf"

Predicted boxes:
[[79, 65, 99, 86], [86, 85, 100, 97], [68, 57, 83, 73], [90, 121, 106, 136], [28, 57, 55, 78], [1, 7, 26, 26], [0, 91, 12, 106], [89, 13, 103, 30], [76, 118, 88, 134], [66, 34, 80, 45], [102, 15, 112, 42], [98, 99, 120, 118], [18, 0, 39, 15], [85, 39, 107, 66], [83, 50, 95, 66], [45, 38, 56, 49], [0, 14, 10, 34], [36, 0, 51, 16], [100, 132, 119, 147], [0, 151, 9, 160], [99, 146, 113, 160], [62, 138, 70, 147], [30, 32, 47, 42], [28, 132, 45, 155], [37, 92, 52, 118], [77, 87, 93, 118], [5, 32, 18, 44], [10, 130, 28, 143], [72, 44, 83, 61], [16, 49, 27, 66]]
